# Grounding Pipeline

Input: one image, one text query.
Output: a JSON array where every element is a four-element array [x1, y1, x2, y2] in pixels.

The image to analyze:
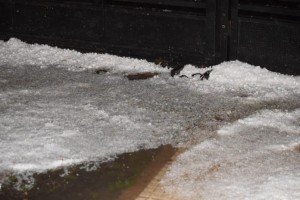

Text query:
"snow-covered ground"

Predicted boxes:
[[0, 38, 299, 199]]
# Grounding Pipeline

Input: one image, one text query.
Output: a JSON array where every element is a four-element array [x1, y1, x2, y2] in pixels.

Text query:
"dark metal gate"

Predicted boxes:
[[0, 0, 299, 74], [215, 0, 300, 74], [234, 0, 300, 74]]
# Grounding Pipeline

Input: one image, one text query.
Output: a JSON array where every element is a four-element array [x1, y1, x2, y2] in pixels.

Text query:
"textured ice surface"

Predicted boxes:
[[0, 39, 300, 197], [0, 38, 169, 74], [162, 109, 300, 200]]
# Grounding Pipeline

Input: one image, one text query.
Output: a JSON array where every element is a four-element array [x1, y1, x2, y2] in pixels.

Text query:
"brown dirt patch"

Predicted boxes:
[[294, 144, 300, 152], [95, 69, 109, 74], [126, 72, 159, 80]]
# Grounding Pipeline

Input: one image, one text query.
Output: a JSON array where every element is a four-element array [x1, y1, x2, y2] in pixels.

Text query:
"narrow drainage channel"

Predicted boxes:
[[0, 145, 176, 200]]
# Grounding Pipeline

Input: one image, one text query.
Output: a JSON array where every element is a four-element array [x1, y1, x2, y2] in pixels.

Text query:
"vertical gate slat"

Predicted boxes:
[[205, 0, 217, 65], [229, 0, 238, 60]]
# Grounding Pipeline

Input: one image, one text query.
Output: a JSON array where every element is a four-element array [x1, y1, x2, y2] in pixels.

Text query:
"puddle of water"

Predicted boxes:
[[0, 145, 176, 200]]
